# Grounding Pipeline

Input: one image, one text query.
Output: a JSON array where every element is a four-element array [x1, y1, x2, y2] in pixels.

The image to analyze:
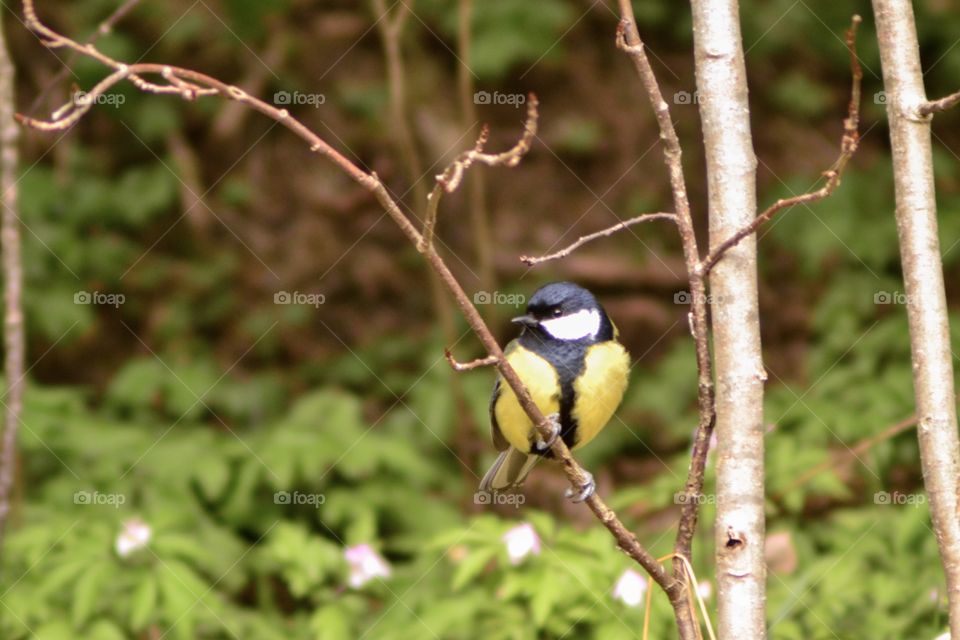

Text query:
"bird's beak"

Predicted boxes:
[[511, 314, 538, 328]]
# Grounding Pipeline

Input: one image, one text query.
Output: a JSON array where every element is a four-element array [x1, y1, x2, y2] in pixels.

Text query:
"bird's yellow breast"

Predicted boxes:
[[494, 340, 630, 453], [494, 345, 561, 452], [571, 341, 630, 448]]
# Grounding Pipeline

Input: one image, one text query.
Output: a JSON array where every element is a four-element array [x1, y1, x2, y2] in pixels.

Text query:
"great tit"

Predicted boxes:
[[479, 282, 630, 502]]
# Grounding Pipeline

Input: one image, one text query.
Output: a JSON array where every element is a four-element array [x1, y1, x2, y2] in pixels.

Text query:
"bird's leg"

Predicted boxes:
[[533, 413, 561, 451], [565, 470, 595, 503]]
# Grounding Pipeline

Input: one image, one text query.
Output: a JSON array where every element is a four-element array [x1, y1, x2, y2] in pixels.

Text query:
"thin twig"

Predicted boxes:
[[370, 0, 479, 484], [19, 0, 682, 602], [420, 96, 537, 252], [919, 89, 960, 116], [422, 125, 490, 252], [698, 15, 863, 277], [520, 212, 676, 265], [616, 5, 711, 635], [25, 0, 142, 117], [773, 415, 916, 501], [444, 351, 498, 371]]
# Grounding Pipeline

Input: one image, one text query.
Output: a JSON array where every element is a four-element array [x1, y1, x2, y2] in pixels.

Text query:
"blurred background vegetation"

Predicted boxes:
[[1, 0, 960, 638]]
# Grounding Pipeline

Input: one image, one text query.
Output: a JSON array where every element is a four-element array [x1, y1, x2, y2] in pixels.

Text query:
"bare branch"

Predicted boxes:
[[874, 0, 960, 635], [773, 416, 916, 502], [0, 7, 23, 551], [419, 96, 537, 252], [691, 0, 766, 634], [919, 89, 960, 116], [421, 125, 490, 252], [616, 3, 711, 636], [698, 15, 863, 277], [24, 0, 142, 117], [19, 0, 681, 603], [520, 212, 676, 266], [444, 351, 498, 371]]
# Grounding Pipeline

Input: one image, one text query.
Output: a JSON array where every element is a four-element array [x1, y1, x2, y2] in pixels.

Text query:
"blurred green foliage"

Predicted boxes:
[[3, 0, 960, 638]]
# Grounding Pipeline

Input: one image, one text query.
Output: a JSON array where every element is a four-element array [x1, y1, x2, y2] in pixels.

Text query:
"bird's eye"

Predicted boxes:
[[552, 308, 563, 317]]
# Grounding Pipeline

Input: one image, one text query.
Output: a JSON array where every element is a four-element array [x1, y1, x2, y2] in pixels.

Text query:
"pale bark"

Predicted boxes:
[[690, 1, 766, 638], [0, 6, 23, 549], [873, 1, 960, 636]]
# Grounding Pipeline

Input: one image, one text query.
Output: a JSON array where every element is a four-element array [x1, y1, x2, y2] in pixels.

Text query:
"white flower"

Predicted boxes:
[[344, 544, 391, 588], [502, 523, 541, 565], [933, 633, 950, 640], [115, 518, 151, 558], [613, 569, 648, 607], [697, 580, 712, 601]]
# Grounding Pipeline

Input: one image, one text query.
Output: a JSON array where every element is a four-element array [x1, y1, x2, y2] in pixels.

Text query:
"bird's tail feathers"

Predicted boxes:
[[479, 448, 539, 494]]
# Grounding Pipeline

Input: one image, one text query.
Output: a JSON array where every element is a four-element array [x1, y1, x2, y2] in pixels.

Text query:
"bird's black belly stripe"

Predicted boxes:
[[518, 332, 588, 458]]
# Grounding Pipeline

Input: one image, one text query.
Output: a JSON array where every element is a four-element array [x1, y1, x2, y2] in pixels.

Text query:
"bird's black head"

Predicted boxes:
[[512, 282, 613, 342]]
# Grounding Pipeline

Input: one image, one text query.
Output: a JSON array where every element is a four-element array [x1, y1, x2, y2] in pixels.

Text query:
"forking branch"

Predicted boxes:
[[698, 15, 862, 277], [17, 0, 688, 612], [517, 5, 863, 636], [526, 17, 864, 281], [421, 98, 537, 252]]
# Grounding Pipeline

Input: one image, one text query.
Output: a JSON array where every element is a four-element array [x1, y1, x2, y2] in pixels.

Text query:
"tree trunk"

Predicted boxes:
[[0, 6, 24, 552], [873, 1, 960, 636], [690, 1, 767, 637]]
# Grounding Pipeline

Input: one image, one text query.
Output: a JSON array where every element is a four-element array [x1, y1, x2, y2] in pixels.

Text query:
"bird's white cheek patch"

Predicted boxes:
[[541, 309, 601, 340]]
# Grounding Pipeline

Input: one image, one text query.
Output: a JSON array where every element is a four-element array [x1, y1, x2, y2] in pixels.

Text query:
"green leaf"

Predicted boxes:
[[452, 545, 498, 591], [531, 572, 563, 627], [86, 619, 127, 640], [193, 456, 232, 501], [130, 574, 158, 630], [158, 561, 202, 640], [310, 605, 352, 640], [72, 561, 110, 627]]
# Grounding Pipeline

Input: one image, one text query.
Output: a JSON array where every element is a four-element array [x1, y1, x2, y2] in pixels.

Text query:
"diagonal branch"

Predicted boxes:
[[18, 0, 683, 604], [698, 16, 863, 277], [520, 212, 677, 266]]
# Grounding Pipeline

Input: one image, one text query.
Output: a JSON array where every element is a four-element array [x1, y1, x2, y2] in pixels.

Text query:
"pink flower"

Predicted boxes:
[[115, 518, 151, 558], [344, 544, 391, 588], [502, 523, 541, 565]]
